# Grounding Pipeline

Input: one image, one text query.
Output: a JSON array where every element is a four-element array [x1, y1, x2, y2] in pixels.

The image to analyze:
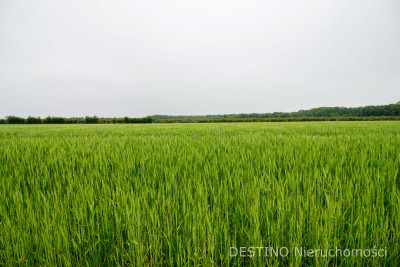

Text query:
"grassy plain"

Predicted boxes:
[[0, 122, 399, 266]]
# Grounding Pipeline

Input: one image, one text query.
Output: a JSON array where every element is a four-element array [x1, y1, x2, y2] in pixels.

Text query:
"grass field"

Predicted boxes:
[[0, 122, 399, 266]]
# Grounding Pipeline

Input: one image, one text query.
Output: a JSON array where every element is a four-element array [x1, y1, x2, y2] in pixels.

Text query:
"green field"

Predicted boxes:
[[0, 122, 399, 266]]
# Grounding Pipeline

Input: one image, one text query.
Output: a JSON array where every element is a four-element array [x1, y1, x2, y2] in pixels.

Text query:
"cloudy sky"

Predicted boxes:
[[1, 0, 399, 117]]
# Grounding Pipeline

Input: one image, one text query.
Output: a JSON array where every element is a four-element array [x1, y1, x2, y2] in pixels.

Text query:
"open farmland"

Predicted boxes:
[[0, 122, 399, 266]]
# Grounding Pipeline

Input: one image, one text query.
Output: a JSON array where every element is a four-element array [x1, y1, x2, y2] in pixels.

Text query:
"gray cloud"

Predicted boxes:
[[1, 0, 399, 117]]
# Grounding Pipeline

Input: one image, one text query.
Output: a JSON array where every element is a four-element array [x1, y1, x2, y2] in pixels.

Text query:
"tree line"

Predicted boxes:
[[152, 102, 400, 120], [1, 103, 400, 124], [2, 115, 399, 125], [156, 116, 400, 123], [0, 116, 154, 124]]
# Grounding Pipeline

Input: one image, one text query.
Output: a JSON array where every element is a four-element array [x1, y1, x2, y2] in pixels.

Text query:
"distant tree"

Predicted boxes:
[[84, 116, 99, 124], [65, 118, 84, 124], [6, 116, 25, 124], [43, 117, 66, 124], [143, 116, 154, 123], [390, 104, 400, 116], [26, 116, 42, 124]]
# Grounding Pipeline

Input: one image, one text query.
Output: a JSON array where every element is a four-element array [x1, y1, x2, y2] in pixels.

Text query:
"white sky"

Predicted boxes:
[[1, 0, 399, 117]]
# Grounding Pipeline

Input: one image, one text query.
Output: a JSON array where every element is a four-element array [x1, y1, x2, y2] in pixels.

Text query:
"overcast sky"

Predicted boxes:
[[0, 0, 399, 117]]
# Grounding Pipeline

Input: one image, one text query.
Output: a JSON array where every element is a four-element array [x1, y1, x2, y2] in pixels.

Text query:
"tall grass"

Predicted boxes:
[[0, 122, 399, 266]]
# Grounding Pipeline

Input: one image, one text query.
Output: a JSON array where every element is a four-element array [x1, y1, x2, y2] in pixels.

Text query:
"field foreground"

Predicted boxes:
[[0, 122, 399, 266]]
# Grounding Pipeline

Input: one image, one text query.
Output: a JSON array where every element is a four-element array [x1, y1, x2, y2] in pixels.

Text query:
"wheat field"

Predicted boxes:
[[0, 122, 399, 266]]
